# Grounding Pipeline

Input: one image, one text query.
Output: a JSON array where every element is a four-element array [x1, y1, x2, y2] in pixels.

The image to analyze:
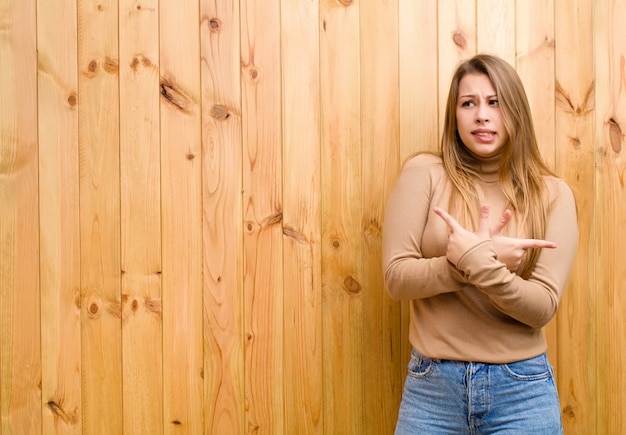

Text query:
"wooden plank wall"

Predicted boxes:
[[0, 0, 624, 434]]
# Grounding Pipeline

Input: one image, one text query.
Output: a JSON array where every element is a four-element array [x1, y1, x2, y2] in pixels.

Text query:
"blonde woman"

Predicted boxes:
[[383, 54, 577, 434]]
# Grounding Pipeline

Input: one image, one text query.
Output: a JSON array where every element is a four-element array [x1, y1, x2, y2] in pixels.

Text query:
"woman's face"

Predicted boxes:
[[455, 73, 509, 158]]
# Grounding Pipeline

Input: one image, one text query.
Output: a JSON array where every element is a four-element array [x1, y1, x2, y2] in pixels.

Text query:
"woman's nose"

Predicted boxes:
[[475, 105, 489, 123]]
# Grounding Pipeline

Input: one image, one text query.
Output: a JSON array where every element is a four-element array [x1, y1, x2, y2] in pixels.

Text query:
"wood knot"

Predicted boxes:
[[67, 93, 77, 107], [608, 117, 623, 153], [452, 31, 467, 50], [283, 226, 307, 244], [343, 275, 362, 294], [332, 240, 340, 249], [160, 80, 194, 113], [145, 298, 162, 315], [248, 67, 259, 80], [87, 60, 98, 74], [209, 18, 221, 31], [562, 405, 575, 419], [261, 212, 283, 228], [544, 36, 555, 48], [363, 218, 382, 238], [209, 105, 231, 120], [568, 136, 581, 148], [103, 56, 119, 74], [47, 401, 77, 425]]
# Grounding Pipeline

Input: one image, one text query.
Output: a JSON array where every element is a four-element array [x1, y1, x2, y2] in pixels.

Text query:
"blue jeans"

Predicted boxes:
[[395, 349, 563, 434]]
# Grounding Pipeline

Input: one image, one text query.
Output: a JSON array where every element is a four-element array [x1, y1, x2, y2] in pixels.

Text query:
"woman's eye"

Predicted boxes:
[[461, 100, 474, 107], [489, 99, 499, 106]]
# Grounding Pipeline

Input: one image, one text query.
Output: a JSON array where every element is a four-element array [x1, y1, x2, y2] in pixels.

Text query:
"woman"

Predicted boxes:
[[383, 54, 578, 434]]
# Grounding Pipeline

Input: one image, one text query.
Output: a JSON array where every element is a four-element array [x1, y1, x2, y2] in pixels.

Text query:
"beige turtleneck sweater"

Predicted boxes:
[[382, 153, 578, 363]]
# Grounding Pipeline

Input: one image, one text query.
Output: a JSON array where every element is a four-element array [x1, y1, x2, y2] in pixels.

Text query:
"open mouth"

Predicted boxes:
[[473, 131, 496, 141]]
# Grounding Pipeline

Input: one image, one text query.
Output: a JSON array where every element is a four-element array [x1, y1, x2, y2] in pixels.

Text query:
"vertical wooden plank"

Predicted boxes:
[[319, 0, 363, 433], [200, 0, 245, 433], [476, 0, 515, 63], [516, 0, 556, 168], [554, 0, 596, 432], [397, 0, 438, 390], [160, 0, 204, 432], [516, 0, 558, 366], [280, 0, 323, 433], [37, 0, 82, 432], [240, 1, 284, 433], [399, 0, 439, 157], [77, 0, 122, 432], [0, 0, 41, 433], [360, 1, 402, 433], [438, 0, 476, 134], [594, 1, 626, 433], [119, 0, 162, 433]]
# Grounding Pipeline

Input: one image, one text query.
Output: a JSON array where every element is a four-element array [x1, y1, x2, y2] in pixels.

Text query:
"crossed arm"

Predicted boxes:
[[382, 156, 578, 328], [434, 205, 556, 272]]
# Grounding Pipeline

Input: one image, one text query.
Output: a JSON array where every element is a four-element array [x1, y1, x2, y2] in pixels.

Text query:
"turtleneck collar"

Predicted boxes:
[[467, 150, 502, 183]]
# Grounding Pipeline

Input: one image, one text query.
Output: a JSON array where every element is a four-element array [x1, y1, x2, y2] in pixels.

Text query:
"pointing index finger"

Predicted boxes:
[[519, 239, 557, 250], [433, 207, 461, 232]]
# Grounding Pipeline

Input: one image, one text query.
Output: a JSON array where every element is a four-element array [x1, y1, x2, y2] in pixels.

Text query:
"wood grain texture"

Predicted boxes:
[[201, 0, 244, 433], [516, 0, 556, 170], [319, 0, 363, 433], [555, 0, 596, 432], [0, 2, 625, 433], [281, 0, 323, 433], [476, 0, 515, 63], [160, 0, 204, 432], [241, 1, 285, 433], [37, 0, 81, 432], [360, 1, 402, 433], [594, 1, 626, 433], [0, 0, 41, 433], [77, 0, 123, 432], [119, 0, 162, 433], [399, 0, 439, 157]]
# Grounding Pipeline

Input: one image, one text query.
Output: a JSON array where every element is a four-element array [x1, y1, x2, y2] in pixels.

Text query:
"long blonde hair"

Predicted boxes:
[[441, 54, 554, 278]]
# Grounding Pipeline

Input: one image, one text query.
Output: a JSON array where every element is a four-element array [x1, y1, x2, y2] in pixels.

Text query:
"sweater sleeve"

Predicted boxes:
[[456, 180, 578, 328], [383, 155, 469, 301]]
